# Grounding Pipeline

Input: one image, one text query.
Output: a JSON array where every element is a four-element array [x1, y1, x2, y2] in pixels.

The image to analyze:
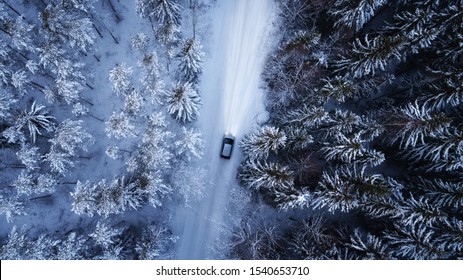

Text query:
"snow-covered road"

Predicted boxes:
[[171, 0, 277, 259]]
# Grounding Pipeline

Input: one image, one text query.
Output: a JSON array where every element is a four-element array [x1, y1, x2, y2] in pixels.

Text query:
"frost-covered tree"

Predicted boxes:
[[344, 228, 393, 260], [313, 165, 401, 213], [400, 195, 448, 227], [320, 76, 358, 103], [105, 112, 136, 139], [386, 224, 443, 259], [137, 0, 181, 25], [0, 226, 30, 259], [96, 178, 144, 218], [321, 133, 385, 167], [11, 70, 29, 95], [240, 126, 287, 160], [72, 103, 89, 116], [136, 224, 177, 259], [165, 82, 201, 122], [328, 0, 389, 31], [177, 38, 204, 82], [48, 60, 87, 104], [109, 63, 133, 96], [238, 160, 294, 191], [275, 187, 312, 211], [43, 147, 74, 175], [12, 171, 56, 195], [71, 180, 98, 217], [0, 91, 16, 120], [0, 195, 26, 223], [16, 144, 41, 171], [380, 102, 451, 148], [2, 17, 34, 51], [336, 35, 405, 78], [50, 119, 94, 156], [105, 145, 122, 160], [56, 232, 85, 260], [15, 101, 55, 143], [283, 126, 314, 151], [403, 127, 463, 172], [138, 171, 172, 208], [124, 89, 144, 115], [131, 33, 149, 53], [417, 178, 463, 208], [174, 127, 204, 161], [89, 221, 121, 248], [280, 104, 329, 129]]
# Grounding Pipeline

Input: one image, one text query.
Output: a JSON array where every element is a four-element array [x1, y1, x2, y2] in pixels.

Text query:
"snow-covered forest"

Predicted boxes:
[[1, 0, 463, 260]]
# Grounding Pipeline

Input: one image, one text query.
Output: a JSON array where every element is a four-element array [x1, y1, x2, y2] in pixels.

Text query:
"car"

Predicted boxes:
[[220, 134, 235, 159]]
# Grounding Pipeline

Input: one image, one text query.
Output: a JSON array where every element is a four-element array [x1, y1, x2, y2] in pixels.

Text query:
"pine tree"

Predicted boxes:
[[43, 147, 74, 175], [240, 126, 287, 160], [320, 76, 358, 103], [336, 35, 405, 78], [0, 226, 29, 259], [136, 224, 177, 260], [174, 127, 204, 161], [139, 171, 172, 208], [0, 91, 16, 120], [238, 160, 294, 191], [16, 144, 41, 171], [136, 0, 181, 26], [56, 232, 85, 260], [344, 228, 393, 259], [321, 133, 385, 167], [15, 101, 55, 143], [400, 195, 448, 227], [71, 180, 98, 217], [50, 119, 94, 156], [289, 216, 333, 260], [0, 195, 26, 223], [105, 112, 136, 139], [283, 126, 314, 152], [328, 0, 389, 31], [280, 104, 329, 129], [124, 89, 144, 115], [109, 63, 133, 96], [11, 70, 29, 95], [177, 38, 204, 82], [89, 221, 121, 248], [165, 82, 201, 123], [435, 218, 463, 254], [417, 178, 463, 208], [386, 223, 443, 259], [380, 102, 451, 148], [131, 33, 149, 53], [3, 17, 34, 51]]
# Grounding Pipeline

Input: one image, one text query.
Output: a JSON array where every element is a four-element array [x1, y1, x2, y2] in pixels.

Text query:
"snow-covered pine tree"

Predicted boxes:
[[136, 224, 177, 260], [238, 159, 294, 191], [2, 17, 34, 51], [105, 112, 136, 139], [0, 226, 29, 259], [416, 178, 463, 208], [177, 38, 204, 82], [89, 221, 121, 248], [136, 0, 181, 26], [174, 127, 204, 161], [435, 218, 463, 254], [312, 165, 400, 213], [11, 70, 29, 96], [328, 0, 389, 31], [379, 101, 451, 149], [283, 126, 314, 152], [96, 177, 144, 218], [319, 76, 358, 103], [16, 144, 41, 171], [71, 180, 98, 217], [289, 216, 333, 260], [385, 223, 443, 259], [131, 33, 149, 53], [50, 119, 94, 156], [0, 91, 16, 120], [321, 133, 385, 167], [138, 171, 172, 208], [403, 127, 463, 172], [50, 60, 87, 104], [336, 34, 405, 78], [274, 187, 312, 211], [109, 63, 133, 96], [165, 81, 201, 123], [344, 228, 393, 260], [399, 195, 448, 227], [0, 195, 26, 223], [240, 126, 287, 160], [43, 147, 74, 175], [124, 89, 144, 116], [55, 232, 85, 260], [15, 101, 54, 143], [279, 104, 329, 129]]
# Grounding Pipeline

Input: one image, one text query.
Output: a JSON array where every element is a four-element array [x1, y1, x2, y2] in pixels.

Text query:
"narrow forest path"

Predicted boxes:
[[171, 0, 277, 259]]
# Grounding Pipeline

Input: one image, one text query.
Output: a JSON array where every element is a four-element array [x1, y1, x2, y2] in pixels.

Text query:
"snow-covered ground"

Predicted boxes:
[[171, 0, 278, 259]]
